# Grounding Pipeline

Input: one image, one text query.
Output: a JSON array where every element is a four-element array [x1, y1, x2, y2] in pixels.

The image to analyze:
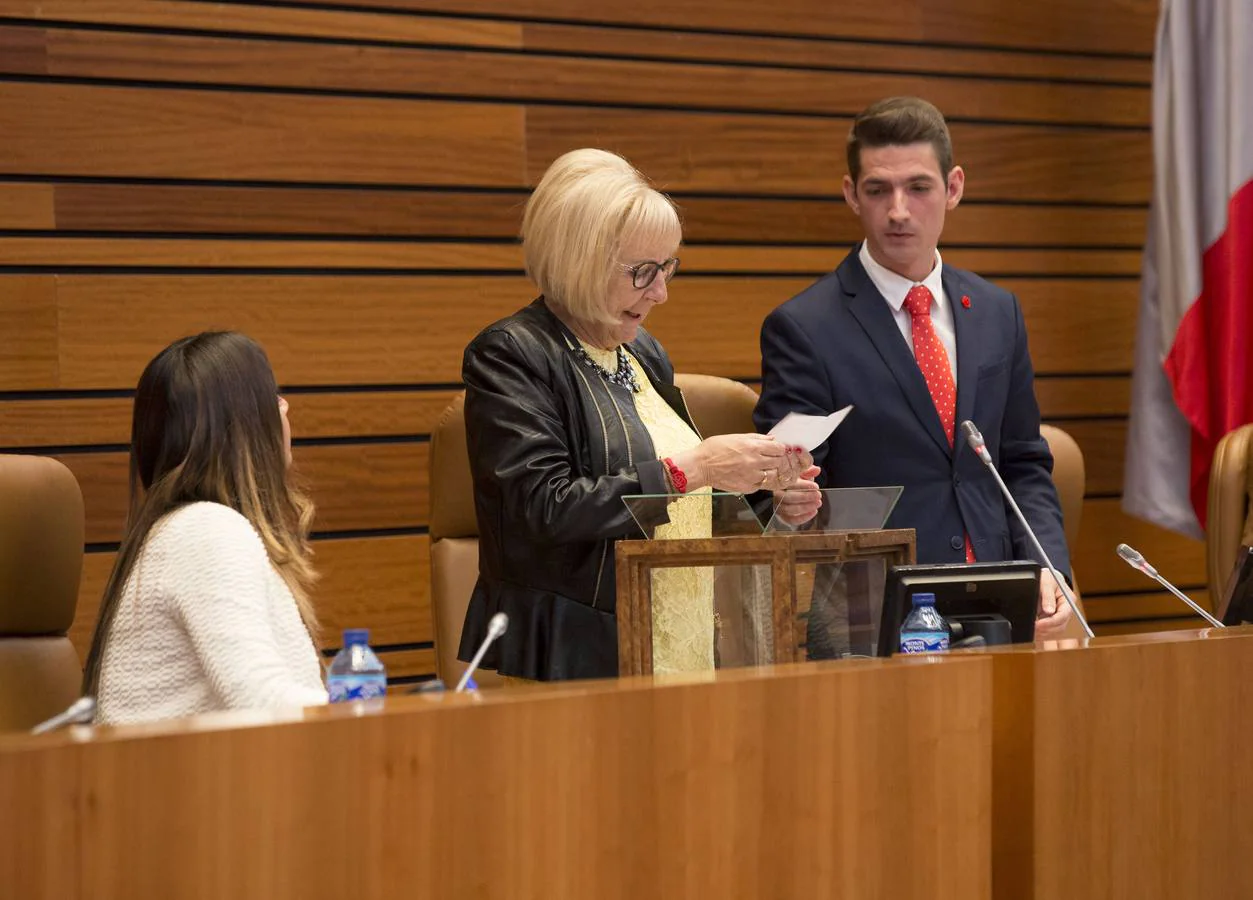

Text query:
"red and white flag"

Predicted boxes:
[[1124, 0, 1253, 539]]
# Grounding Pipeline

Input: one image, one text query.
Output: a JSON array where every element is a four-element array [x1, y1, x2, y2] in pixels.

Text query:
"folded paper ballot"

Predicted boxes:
[[767, 406, 853, 452]]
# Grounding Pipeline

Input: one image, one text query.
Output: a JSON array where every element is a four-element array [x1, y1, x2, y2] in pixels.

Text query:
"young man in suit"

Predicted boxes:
[[755, 96, 1072, 637]]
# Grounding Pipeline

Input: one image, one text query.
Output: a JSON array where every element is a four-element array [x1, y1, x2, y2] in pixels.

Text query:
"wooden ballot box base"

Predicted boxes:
[[615, 529, 916, 676]]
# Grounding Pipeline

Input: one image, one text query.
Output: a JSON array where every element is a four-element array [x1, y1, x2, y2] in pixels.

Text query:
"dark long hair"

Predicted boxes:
[[82, 332, 317, 696]]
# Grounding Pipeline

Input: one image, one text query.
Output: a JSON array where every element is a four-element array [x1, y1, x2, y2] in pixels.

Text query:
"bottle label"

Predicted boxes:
[[328, 674, 387, 702], [900, 632, 950, 653]]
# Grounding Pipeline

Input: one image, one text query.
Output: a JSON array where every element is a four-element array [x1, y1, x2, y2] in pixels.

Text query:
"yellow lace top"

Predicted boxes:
[[580, 341, 715, 674]]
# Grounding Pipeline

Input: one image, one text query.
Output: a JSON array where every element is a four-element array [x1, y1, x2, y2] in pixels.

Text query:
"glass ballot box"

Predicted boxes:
[[617, 488, 913, 677]]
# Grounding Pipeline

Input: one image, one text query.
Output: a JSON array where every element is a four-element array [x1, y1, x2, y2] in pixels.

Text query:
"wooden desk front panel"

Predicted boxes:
[[0, 657, 993, 900], [996, 627, 1253, 900]]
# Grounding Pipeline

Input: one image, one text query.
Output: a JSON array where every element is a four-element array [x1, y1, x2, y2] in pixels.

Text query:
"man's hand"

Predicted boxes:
[[1034, 568, 1073, 639]]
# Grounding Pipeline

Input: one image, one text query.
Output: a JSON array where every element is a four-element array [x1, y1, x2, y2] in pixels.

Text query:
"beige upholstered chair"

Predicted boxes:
[[427, 374, 760, 686], [1207, 423, 1253, 613], [0, 455, 85, 731]]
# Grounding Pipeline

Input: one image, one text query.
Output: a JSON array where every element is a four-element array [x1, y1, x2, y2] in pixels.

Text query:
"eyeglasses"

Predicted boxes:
[[620, 257, 680, 290]]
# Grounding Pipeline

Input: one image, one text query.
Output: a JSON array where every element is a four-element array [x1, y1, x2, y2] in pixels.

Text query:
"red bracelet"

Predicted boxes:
[[662, 457, 688, 494]]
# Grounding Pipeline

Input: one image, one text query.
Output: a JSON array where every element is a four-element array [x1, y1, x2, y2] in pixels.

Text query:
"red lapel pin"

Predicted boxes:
[[961, 295, 972, 309]]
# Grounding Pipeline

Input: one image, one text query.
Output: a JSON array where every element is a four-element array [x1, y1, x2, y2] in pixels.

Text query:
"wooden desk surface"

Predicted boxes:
[[989, 625, 1253, 900], [0, 655, 994, 900]]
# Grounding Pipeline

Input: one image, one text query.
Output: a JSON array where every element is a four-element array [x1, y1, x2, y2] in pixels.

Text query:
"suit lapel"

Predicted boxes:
[[842, 254, 952, 457], [945, 266, 979, 442]]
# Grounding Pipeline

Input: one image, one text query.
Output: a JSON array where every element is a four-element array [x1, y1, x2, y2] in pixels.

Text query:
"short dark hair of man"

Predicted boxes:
[[846, 96, 954, 184]]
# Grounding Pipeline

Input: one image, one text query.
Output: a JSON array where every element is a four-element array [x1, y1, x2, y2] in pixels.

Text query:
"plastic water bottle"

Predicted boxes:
[[899, 592, 950, 654], [327, 628, 387, 702]]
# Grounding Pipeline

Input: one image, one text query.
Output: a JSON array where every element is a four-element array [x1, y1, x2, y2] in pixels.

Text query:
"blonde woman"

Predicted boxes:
[[83, 332, 327, 724], [458, 149, 821, 681]]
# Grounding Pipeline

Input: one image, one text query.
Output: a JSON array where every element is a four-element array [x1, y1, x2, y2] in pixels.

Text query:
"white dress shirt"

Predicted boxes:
[[859, 240, 957, 384]]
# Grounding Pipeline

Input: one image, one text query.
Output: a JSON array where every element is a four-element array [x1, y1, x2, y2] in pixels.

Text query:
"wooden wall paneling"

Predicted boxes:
[[0, 237, 525, 270], [0, 238, 1140, 278], [74, 535, 435, 662], [1034, 377, 1131, 419], [55, 443, 430, 544], [0, 276, 60, 389], [1043, 418, 1126, 496], [1075, 499, 1206, 595], [49, 183, 529, 238], [32, 182, 1146, 247], [0, 83, 526, 185], [1, 274, 1138, 392], [48, 275, 533, 389], [0, 25, 1151, 127], [280, 0, 1158, 55], [0, 0, 525, 47], [525, 108, 1151, 203], [0, 183, 55, 228], [0, 17, 45, 71], [520, 23, 1153, 84], [0, 391, 461, 449], [1083, 590, 1214, 625]]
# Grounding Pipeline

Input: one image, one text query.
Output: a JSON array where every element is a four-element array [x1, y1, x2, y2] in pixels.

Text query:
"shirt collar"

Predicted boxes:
[[858, 241, 945, 312]]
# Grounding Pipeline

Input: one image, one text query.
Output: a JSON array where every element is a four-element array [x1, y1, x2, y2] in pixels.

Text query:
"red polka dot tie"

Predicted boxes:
[[904, 285, 975, 563]]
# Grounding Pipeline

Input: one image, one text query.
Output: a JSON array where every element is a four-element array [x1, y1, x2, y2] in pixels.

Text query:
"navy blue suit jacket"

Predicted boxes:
[[754, 248, 1070, 578]]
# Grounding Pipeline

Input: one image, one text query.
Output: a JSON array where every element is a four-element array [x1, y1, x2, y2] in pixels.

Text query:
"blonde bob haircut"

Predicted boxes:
[[522, 148, 681, 327]]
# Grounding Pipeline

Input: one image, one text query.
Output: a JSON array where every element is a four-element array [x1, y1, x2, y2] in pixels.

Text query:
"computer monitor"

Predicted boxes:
[[878, 561, 1041, 656]]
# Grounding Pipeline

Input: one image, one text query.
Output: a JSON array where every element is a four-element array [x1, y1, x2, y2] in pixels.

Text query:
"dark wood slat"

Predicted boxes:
[[522, 22, 1152, 84], [375, 648, 438, 680], [0, 0, 523, 47], [39, 183, 1146, 247], [0, 18, 45, 72], [51, 183, 527, 238], [286, 0, 1157, 56], [73, 534, 433, 662], [0, 391, 462, 448], [1035, 377, 1131, 419], [1, 379, 1120, 450], [0, 82, 526, 185], [55, 443, 430, 544], [0, 236, 1143, 277], [526, 107, 1150, 204], [0, 25, 1149, 127], [1083, 590, 1215, 625]]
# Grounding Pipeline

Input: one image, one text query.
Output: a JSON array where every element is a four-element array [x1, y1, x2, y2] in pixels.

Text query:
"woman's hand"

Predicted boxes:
[[774, 465, 823, 525], [670, 434, 789, 494]]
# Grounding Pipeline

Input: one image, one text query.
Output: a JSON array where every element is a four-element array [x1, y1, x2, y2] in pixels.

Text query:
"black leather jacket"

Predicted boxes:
[[457, 299, 699, 680]]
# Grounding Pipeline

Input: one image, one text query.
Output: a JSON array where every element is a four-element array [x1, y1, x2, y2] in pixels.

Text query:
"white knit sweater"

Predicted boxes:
[[96, 502, 328, 725]]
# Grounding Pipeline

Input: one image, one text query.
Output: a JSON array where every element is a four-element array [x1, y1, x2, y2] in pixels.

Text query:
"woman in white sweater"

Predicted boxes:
[[83, 332, 328, 724]]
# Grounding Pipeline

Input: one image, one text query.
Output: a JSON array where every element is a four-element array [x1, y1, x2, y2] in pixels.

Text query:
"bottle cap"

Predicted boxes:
[[343, 628, 370, 646], [911, 592, 936, 606]]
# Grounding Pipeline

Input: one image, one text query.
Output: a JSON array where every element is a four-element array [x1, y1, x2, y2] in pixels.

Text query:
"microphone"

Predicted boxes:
[[960, 420, 1095, 639], [454, 611, 508, 693], [1116, 543, 1225, 628], [30, 696, 96, 735]]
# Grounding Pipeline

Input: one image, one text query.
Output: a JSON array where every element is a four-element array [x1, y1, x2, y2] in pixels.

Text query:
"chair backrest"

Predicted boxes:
[[1038, 425, 1089, 637], [1207, 423, 1253, 611], [0, 455, 85, 731], [1039, 424, 1085, 553], [426, 374, 761, 685]]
